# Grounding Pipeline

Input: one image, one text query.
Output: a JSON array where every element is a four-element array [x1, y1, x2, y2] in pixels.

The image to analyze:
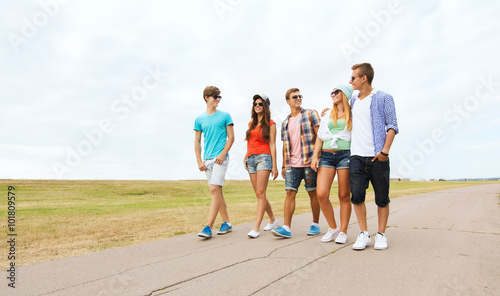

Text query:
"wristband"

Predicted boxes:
[[380, 151, 389, 157]]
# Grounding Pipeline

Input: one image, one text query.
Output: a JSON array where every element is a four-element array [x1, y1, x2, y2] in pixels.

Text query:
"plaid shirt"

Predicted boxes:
[[281, 108, 320, 168]]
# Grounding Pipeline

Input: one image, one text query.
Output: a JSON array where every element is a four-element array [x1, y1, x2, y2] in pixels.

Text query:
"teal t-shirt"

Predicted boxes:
[[322, 118, 351, 150], [194, 110, 233, 160]]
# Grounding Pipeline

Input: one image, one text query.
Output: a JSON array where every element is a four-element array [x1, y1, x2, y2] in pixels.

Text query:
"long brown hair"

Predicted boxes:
[[331, 92, 352, 131], [246, 99, 271, 142]]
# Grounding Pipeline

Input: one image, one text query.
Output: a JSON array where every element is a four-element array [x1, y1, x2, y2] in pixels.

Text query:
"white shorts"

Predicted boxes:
[[204, 157, 229, 187]]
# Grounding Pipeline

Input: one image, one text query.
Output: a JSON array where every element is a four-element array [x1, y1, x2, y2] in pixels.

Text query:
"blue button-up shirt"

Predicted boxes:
[[350, 89, 399, 155]]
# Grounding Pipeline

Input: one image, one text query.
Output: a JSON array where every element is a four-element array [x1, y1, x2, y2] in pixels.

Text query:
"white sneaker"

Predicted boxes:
[[320, 227, 340, 242], [374, 233, 388, 250], [263, 218, 279, 231], [352, 232, 371, 250], [248, 230, 260, 238], [335, 232, 347, 244]]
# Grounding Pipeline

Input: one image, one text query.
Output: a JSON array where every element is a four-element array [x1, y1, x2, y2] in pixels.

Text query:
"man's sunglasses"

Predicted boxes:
[[350, 75, 363, 82], [213, 96, 222, 100], [290, 95, 303, 100]]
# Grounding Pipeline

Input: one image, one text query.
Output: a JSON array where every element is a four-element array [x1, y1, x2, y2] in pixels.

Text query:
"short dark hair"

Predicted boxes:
[[285, 88, 300, 100], [352, 63, 374, 85], [203, 86, 220, 102]]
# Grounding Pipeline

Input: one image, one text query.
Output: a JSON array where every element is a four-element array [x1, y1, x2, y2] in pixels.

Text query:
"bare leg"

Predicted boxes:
[[250, 170, 273, 232], [377, 205, 389, 233], [316, 167, 337, 229], [307, 190, 321, 224], [337, 169, 352, 233], [353, 203, 367, 232], [284, 190, 297, 227], [207, 185, 226, 228], [218, 190, 229, 223], [305, 169, 321, 223], [264, 198, 276, 222]]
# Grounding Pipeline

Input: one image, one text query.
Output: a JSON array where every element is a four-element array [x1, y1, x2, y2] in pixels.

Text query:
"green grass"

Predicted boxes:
[[0, 179, 498, 267]]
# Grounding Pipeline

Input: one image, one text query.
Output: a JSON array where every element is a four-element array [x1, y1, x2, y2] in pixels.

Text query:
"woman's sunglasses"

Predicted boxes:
[[253, 102, 264, 107], [330, 90, 341, 96]]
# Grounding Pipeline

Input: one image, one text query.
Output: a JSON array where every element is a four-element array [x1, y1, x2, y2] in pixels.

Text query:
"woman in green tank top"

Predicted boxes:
[[311, 84, 353, 244]]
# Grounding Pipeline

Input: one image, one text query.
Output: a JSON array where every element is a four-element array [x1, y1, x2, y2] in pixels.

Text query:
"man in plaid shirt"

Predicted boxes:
[[271, 88, 321, 238]]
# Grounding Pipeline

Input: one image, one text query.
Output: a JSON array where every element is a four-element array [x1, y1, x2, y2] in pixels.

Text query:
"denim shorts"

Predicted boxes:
[[204, 157, 229, 187], [349, 155, 390, 207], [285, 167, 317, 192], [318, 150, 350, 169], [246, 154, 272, 174]]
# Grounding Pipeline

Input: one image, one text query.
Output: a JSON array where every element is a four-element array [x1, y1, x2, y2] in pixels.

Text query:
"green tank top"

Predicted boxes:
[[322, 118, 351, 150]]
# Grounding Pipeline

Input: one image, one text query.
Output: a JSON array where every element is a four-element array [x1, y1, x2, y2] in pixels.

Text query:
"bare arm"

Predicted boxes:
[[269, 124, 278, 180], [311, 136, 323, 172], [321, 108, 331, 117], [372, 129, 396, 162], [194, 130, 206, 171], [215, 124, 235, 164], [281, 144, 286, 179]]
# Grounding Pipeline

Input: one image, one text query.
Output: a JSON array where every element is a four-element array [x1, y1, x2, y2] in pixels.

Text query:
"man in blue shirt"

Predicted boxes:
[[194, 86, 235, 239], [348, 63, 399, 250]]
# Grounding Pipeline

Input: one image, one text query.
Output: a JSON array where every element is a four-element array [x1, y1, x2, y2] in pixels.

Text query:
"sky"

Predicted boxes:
[[1, 0, 499, 181]]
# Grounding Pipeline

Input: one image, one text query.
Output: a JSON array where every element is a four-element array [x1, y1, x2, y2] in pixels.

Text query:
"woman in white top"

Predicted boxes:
[[311, 84, 353, 243]]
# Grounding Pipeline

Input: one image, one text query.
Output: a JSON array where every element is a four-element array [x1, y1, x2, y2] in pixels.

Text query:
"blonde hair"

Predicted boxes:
[[331, 92, 352, 131]]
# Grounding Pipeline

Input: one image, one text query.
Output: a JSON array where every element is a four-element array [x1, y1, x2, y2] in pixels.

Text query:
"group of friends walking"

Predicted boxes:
[[193, 63, 399, 250]]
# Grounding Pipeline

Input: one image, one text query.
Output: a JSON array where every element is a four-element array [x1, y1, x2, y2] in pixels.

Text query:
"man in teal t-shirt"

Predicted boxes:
[[194, 86, 234, 239], [194, 111, 233, 160]]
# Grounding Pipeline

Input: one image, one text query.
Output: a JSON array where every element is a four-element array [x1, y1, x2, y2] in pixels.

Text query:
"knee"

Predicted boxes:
[[317, 192, 329, 203], [255, 191, 266, 200], [350, 189, 365, 205], [285, 191, 297, 201], [350, 194, 364, 205], [375, 199, 390, 208], [209, 186, 222, 196], [338, 192, 350, 203]]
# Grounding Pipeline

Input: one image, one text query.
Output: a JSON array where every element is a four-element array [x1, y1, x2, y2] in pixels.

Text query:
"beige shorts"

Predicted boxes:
[[204, 157, 229, 187]]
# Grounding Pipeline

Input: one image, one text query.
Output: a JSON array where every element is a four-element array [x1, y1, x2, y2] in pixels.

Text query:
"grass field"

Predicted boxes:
[[1, 179, 498, 268]]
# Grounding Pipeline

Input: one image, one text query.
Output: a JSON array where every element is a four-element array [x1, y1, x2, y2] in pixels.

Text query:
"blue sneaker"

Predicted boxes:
[[198, 225, 212, 238], [271, 226, 291, 238], [307, 225, 321, 236], [217, 222, 232, 234]]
